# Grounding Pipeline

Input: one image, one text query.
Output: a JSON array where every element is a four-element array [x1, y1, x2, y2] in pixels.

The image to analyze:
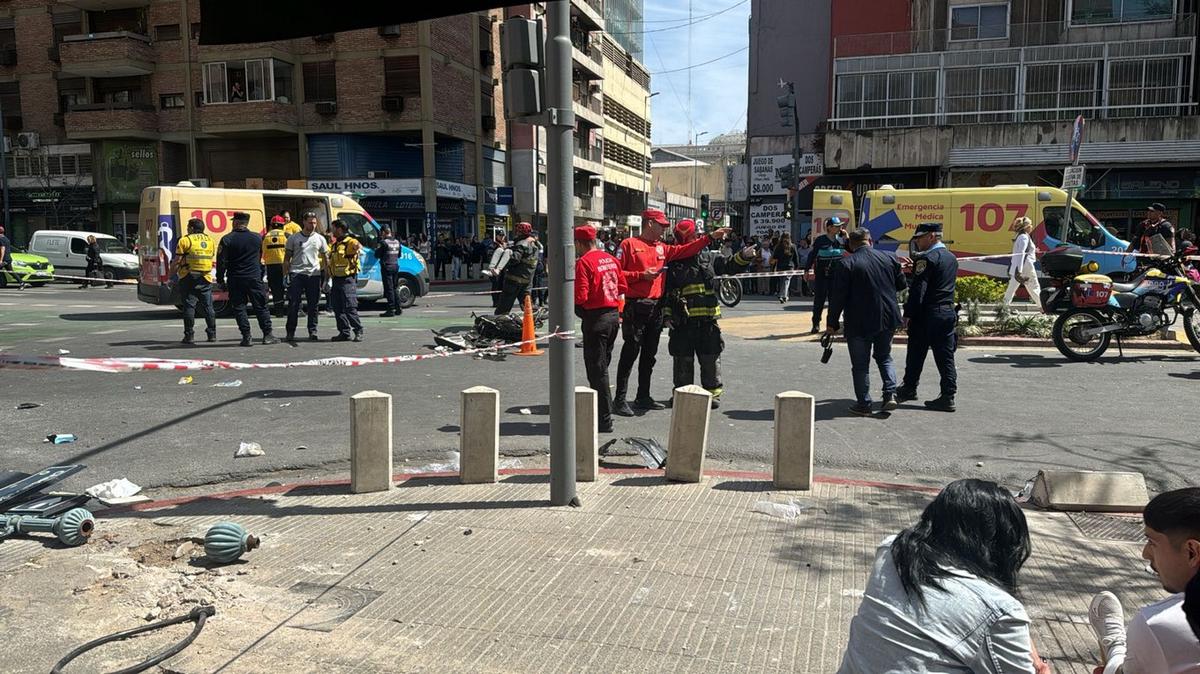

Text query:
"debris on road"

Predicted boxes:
[[519, 408, 532, 415], [204, 521, 260, 564], [212, 379, 243, 388], [295, 445, 308, 451], [45, 433, 77, 444], [15, 402, 41, 410], [234, 442, 264, 458], [751, 499, 813, 520], [85, 478, 142, 501], [278, 402, 292, 407], [57, 349, 70, 355], [619, 437, 667, 469], [177, 376, 194, 385]]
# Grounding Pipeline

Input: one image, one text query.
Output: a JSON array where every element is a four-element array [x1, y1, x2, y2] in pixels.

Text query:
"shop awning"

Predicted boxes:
[[947, 140, 1200, 168]]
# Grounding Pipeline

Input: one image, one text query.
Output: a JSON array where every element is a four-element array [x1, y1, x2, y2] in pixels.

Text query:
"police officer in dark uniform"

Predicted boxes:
[[217, 211, 278, 347], [376, 226, 404, 317], [804, 217, 848, 333], [896, 222, 957, 412], [661, 219, 747, 409]]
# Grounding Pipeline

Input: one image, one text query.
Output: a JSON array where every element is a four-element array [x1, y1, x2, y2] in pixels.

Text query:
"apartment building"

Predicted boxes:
[[507, 0, 651, 230], [0, 0, 506, 245], [748, 0, 1200, 238]]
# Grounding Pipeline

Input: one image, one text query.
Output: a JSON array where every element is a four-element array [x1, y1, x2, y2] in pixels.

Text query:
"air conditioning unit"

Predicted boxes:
[[315, 101, 337, 115], [16, 132, 39, 150], [379, 25, 402, 37], [0, 50, 16, 66], [313, 33, 335, 43], [481, 114, 496, 132], [380, 95, 403, 112], [479, 50, 495, 67], [367, 170, 391, 179]]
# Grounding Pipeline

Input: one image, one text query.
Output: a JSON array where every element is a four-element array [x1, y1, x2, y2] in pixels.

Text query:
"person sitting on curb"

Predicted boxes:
[[838, 479, 1052, 673], [1088, 487, 1200, 674]]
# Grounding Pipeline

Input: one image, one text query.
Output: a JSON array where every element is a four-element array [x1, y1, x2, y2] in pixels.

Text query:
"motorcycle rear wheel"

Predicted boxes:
[[717, 278, 742, 308], [1183, 306, 1200, 354], [1052, 309, 1112, 362]]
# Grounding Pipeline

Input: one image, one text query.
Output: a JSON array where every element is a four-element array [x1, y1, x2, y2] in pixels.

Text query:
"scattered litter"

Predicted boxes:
[[134, 386, 142, 390], [85, 478, 143, 500], [45, 433, 77, 444], [498, 457, 524, 470], [234, 442, 265, 458], [278, 403, 292, 407], [462, 529, 473, 536], [172, 541, 195, 560], [623, 437, 667, 468], [1014, 478, 1035, 504], [751, 499, 813, 520], [975, 462, 984, 468], [58, 349, 70, 355], [177, 376, 194, 385], [519, 408, 532, 415], [212, 380, 243, 388], [15, 402, 41, 410], [295, 445, 308, 451]]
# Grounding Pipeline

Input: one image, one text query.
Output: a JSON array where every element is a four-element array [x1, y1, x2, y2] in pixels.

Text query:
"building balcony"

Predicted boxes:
[[573, 145, 603, 175], [64, 102, 158, 140], [571, 0, 605, 32], [571, 37, 604, 81], [574, 194, 603, 219], [198, 101, 299, 135], [573, 93, 603, 128], [62, 0, 150, 9], [59, 31, 154, 77]]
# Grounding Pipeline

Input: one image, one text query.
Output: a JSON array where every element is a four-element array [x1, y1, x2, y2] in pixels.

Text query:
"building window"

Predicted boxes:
[[835, 71, 936, 128], [203, 59, 288, 104], [950, 3, 1010, 40], [160, 93, 185, 109], [945, 66, 1016, 123], [303, 61, 337, 102], [273, 60, 293, 103], [46, 154, 87, 177], [155, 23, 181, 41], [383, 56, 419, 97], [1071, 0, 1175, 24], [190, 22, 201, 40], [51, 10, 82, 44], [1108, 57, 1183, 117], [57, 77, 87, 112], [95, 76, 146, 105], [1024, 62, 1100, 121], [204, 62, 227, 104]]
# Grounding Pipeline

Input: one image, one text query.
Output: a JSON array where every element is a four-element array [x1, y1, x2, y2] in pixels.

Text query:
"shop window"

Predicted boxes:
[[950, 3, 1009, 40], [303, 61, 337, 102], [383, 56, 419, 97]]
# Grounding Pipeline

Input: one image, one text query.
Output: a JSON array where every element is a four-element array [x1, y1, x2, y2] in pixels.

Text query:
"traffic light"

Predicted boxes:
[[777, 92, 795, 128], [700, 194, 710, 220], [499, 17, 545, 121], [784, 196, 793, 221], [777, 163, 795, 189]]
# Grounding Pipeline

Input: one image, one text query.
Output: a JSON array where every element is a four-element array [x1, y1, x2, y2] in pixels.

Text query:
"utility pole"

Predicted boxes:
[[544, 1, 577, 507], [778, 81, 802, 237], [642, 91, 659, 211], [693, 130, 707, 218], [0, 100, 9, 235]]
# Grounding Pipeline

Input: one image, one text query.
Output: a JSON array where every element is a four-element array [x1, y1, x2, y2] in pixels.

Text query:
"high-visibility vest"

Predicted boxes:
[[329, 235, 361, 277], [179, 233, 215, 276], [262, 228, 287, 265], [283, 221, 301, 236]]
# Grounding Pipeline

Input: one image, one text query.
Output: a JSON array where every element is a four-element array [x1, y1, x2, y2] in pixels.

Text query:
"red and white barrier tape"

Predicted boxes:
[[11, 272, 138, 285], [0, 330, 576, 373]]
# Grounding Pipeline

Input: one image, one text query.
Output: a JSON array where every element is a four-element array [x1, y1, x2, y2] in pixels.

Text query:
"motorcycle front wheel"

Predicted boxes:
[[717, 278, 742, 308], [1052, 309, 1112, 362]]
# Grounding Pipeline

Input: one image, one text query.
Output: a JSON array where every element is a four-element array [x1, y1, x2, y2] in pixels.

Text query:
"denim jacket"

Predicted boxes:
[[838, 537, 1035, 674]]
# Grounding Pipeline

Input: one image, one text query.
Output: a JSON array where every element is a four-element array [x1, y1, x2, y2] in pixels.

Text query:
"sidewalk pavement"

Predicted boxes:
[[0, 469, 1163, 673]]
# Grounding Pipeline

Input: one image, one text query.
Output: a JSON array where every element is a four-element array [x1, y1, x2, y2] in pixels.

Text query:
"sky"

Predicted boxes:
[[641, 0, 751, 147]]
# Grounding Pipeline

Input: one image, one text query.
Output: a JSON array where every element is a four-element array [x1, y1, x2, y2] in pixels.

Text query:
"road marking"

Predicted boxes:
[[67, 305, 98, 309], [42, 336, 72, 343], [389, 328, 427, 332], [9, 322, 40, 327], [423, 310, 449, 314], [92, 329, 128, 335], [31, 303, 55, 308]]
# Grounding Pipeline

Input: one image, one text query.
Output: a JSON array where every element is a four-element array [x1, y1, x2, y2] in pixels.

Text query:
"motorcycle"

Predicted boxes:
[[716, 277, 743, 307], [1043, 247, 1200, 361]]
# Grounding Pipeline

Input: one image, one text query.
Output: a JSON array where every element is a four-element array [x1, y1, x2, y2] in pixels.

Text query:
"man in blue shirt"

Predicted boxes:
[[897, 222, 958, 412], [804, 217, 848, 333]]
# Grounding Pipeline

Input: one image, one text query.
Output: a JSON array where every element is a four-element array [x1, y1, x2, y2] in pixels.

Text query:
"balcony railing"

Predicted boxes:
[[834, 14, 1195, 58], [59, 31, 155, 77], [573, 145, 602, 163], [574, 195, 600, 215]]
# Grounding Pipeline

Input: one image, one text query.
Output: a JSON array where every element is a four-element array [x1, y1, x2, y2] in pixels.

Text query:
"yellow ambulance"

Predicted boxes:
[[816, 185, 1132, 277], [137, 182, 429, 312]]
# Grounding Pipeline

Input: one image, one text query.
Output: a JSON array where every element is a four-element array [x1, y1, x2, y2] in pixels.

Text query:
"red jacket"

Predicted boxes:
[[617, 234, 713, 299], [575, 248, 627, 310]]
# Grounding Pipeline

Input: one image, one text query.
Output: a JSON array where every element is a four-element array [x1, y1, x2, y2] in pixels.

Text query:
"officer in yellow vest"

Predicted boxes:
[[262, 215, 289, 316], [327, 218, 364, 342], [281, 210, 302, 237], [173, 217, 217, 345]]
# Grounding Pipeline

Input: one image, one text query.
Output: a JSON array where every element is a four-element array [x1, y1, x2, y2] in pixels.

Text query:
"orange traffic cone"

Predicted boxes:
[[513, 294, 544, 356]]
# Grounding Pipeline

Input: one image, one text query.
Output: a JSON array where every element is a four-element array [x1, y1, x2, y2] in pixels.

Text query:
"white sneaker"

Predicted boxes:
[[1089, 591, 1127, 662]]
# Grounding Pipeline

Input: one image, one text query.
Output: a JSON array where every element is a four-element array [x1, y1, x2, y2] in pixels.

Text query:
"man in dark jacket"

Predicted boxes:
[[826, 227, 906, 416], [79, 235, 103, 288], [217, 212, 278, 346], [804, 217, 848, 333], [375, 226, 404, 317]]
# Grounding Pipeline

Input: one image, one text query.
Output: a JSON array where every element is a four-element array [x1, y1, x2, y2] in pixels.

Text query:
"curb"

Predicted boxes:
[[118, 468, 941, 513]]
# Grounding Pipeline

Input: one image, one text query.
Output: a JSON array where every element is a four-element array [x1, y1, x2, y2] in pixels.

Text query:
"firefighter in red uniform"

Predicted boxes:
[[574, 225, 627, 433], [611, 208, 731, 416]]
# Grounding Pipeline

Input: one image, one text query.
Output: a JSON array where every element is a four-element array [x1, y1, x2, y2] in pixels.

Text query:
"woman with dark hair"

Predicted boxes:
[[839, 479, 1051, 673]]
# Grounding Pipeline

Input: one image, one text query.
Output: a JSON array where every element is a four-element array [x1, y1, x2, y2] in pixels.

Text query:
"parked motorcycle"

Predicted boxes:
[[1042, 247, 1200, 361]]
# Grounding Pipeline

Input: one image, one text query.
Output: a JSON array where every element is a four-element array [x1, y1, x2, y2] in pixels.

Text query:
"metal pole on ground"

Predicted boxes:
[[545, 0, 577, 506]]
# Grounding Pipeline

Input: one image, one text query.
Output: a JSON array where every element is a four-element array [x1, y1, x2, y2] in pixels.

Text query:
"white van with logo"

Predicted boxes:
[[28, 230, 140, 280]]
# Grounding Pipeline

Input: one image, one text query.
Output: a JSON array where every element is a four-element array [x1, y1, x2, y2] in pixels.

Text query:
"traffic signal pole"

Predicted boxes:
[[544, 0, 578, 507], [788, 82, 801, 238]]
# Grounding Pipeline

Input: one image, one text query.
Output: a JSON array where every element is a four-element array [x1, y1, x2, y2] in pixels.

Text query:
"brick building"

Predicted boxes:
[[0, 0, 506, 245]]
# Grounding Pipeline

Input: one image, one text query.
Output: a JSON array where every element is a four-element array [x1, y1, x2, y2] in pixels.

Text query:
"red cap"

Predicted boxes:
[[271, 215, 286, 225], [674, 219, 697, 241], [573, 225, 597, 242], [641, 208, 669, 226], [514, 221, 533, 236]]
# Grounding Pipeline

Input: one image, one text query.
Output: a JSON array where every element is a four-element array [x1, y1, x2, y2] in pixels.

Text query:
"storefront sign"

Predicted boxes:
[[750, 153, 823, 197], [99, 141, 158, 204], [359, 196, 425, 212], [727, 164, 749, 202], [307, 178, 421, 197], [435, 180, 477, 201], [749, 200, 788, 234]]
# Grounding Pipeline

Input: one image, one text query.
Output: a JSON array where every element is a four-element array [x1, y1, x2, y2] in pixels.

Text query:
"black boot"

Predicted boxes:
[[239, 335, 252, 347], [895, 386, 917, 403], [611, 390, 634, 417], [181, 334, 195, 345], [633, 397, 665, 411], [924, 395, 956, 412]]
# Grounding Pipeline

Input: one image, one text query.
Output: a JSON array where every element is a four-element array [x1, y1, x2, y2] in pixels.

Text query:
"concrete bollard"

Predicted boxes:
[[575, 386, 598, 482], [350, 390, 394, 494], [665, 385, 712, 483], [773, 391, 815, 490], [460, 386, 499, 484]]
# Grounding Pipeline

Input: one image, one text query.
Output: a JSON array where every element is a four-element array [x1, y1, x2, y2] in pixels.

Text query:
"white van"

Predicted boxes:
[[28, 230, 140, 280]]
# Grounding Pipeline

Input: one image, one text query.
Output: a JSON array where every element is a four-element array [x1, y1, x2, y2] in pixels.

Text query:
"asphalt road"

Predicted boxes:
[[1, 282, 1198, 494]]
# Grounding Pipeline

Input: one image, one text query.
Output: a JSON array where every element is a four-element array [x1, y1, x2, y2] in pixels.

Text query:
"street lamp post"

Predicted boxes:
[[641, 91, 659, 211], [692, 131, 708, 219]]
